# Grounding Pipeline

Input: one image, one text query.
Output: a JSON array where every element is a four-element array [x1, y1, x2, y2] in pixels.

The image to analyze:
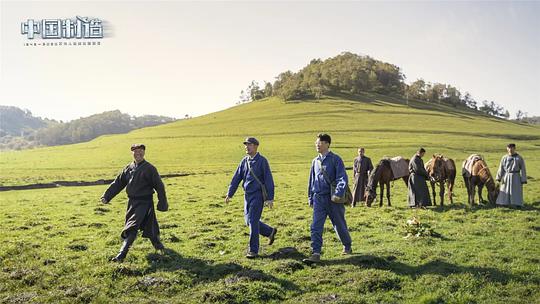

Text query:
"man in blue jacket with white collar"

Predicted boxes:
[[304, 133, 352, 264], [225, 137, 277, 258]]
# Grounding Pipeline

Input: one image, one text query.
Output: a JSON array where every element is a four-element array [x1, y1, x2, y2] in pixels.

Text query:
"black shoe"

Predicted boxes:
[[152, 240, 165, 251], [342, 247, 353, 255], [111, 230, 137, 263], [268, 228, 277, 245], [110, 251, 127, 263], [302, 253, 321, 265]]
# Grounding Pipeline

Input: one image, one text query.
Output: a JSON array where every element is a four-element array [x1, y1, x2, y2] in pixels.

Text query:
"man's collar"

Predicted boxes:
[[133, 159, 146, 166], [318, 150, 330, 159], [248, 152, 259, 160]]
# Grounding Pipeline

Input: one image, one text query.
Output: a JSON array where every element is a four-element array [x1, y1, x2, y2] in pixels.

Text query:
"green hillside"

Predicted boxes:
[[1, 94, 538, 187], [1, 95, 539, 303]]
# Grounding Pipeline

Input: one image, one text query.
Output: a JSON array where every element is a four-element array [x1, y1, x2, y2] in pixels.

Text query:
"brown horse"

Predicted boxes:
[[364, 158, 409, 207], [425, 154, 456, 205], [462, 156, 499, 205]]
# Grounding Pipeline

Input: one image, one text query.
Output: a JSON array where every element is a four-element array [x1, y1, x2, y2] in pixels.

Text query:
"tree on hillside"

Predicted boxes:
[[479, 100, 507, 118], [461, 92, 477, 110], [406, 79, 426, 100], [263, 82, 273, 98], [248, 81, 265, 101], [444, 85, 461, 107], [238, 90, 250, 104], [515, 110, 527, 121]]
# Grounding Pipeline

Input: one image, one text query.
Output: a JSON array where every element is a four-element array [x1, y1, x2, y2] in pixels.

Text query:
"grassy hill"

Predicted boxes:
[[1, 95, 539, 303], [1, 94, 538, 186]]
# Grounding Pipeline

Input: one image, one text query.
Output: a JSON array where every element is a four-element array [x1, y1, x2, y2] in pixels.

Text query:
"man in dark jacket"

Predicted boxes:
[[100, 143, 168, 262], [408, 147, 432, 207]]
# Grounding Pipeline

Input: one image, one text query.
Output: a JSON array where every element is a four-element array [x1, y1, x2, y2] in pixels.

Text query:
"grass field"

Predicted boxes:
[[1, 95, 539, 303]]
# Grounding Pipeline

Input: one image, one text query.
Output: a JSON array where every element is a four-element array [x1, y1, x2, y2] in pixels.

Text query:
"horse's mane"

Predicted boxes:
[[428, 154, 442, 171], [366, 159, 389, 192], [474, 160, 496, 191]]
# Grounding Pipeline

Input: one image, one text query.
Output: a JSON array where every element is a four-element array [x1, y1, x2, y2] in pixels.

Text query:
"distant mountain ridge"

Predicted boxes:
[[0, 106, 176, 150], [0, 106, 54, 137]]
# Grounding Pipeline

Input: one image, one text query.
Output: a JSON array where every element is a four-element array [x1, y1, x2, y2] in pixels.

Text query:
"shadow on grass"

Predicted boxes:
[[325, 255, 528, 284], [264, 247, 309, 261], [144, 248, 299, 291]]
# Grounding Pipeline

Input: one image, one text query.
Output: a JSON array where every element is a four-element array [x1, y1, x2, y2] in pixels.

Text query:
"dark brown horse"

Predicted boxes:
[[425, 154, 456, 205], [364, 158, 409, 207], [462, 156, 499, 205]]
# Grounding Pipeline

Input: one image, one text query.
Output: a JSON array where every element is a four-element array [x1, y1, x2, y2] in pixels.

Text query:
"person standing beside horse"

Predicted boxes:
[[352, 147, 373, 207], [496, 143, 527, 207], [100, 143, 169, 262], [408, 148, 433, 208], [303, 133, 352, 264], [225, 137, 277, 259]]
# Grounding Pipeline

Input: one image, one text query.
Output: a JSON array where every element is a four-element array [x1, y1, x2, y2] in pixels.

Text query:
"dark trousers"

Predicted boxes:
[[244, 191, 273, 253], [310, 193, 352, 254]]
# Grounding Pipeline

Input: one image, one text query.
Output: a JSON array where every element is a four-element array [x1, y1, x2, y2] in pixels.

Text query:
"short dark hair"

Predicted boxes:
[[507, 143, 516, 148], [131, 143, 146, 151], [418, 147, 426, 153], [317, 133, 331, 145]]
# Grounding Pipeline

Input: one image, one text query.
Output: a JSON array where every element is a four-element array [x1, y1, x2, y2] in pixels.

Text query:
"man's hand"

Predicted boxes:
[[264, 200, 274, 209], [100, 197, 109, 204], [331, 195, 341, 203], [308, 200, 313, 208], [225, 196, 231, 204]]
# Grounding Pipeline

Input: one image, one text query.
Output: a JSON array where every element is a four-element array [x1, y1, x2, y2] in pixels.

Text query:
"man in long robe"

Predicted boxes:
[[408, 148, 432, 207], [496, 143, 527, 207], [101, 144, 168, 262], [352, 147, 373, 206], [225, 137, 277, 259]]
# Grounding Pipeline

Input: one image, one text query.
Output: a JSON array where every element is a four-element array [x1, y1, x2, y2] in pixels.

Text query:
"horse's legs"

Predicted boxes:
[[469, 177, 476, 205], [379, 181, 384, 207], [430, 181, 437, 206], [471, 185, 476, 205], [478, 183, 484, 204], [386, 182, 391, 206], [463, 175, 472, 205], [439, 181, 445, 206], [448, 179, 454, 204]]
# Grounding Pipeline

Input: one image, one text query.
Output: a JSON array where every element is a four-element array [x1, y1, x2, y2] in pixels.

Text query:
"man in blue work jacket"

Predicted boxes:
[[304, 133, 352, 264], [225, 137, 277, 258]]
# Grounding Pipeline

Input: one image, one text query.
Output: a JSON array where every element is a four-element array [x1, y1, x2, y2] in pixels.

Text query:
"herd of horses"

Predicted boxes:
[[363, 154, 499, 207]]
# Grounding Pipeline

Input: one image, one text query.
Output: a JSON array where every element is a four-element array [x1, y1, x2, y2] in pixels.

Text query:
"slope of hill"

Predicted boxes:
[[0, 94, 538, 187], [1, 95, 539, 303]]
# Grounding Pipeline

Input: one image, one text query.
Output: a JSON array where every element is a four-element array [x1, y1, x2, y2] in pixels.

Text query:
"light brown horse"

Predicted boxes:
[[364, 158, 409, 207], [462, 156, 499, 205], [425, 154, 456, 205]]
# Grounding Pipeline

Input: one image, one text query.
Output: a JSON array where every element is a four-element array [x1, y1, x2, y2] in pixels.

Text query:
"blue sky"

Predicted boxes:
[[1, 1, 539, 121]]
